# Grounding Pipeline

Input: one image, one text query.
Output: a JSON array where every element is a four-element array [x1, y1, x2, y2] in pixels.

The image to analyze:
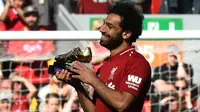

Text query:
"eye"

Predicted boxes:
[[108, 24, 113, 29]]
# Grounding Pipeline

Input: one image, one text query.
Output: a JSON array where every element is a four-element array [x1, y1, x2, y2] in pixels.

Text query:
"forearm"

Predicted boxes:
[[76, 86, 95, 112], [15, 8, 24, 21], [0, 4, 9, 21], [22, 79, 37, 98], [177, 63, 188, 79], [63, 97, 75, 112], [186, 100, 193, 109], [91, 78, 131, 112]]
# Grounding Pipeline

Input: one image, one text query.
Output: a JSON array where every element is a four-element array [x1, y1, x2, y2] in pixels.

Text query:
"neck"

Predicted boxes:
[[110, 41, 129, 56]]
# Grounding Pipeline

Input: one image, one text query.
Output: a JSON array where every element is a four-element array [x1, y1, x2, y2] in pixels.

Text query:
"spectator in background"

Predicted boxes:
[[4, 6, 55, 87], [76, 0, 112, 14], [150, 0, 162, 14], [127, 0, 152, 13], [62, 89, 84, 112], [159, 0, 193, 14], [0, 92, 12, 112], [0, 0, 25, 30], [0, 78, 11, 92], [0, 22, 6, 30], [157, 78, 195, 112], [192, 0, 200, 14], [151, 44, 195, 112], [152, 44, 193, 93], [30, 0, 58, 30], [44, 93, 60, 112], [10, 73, 37, 111], [0, 0, 5, 15], [38, 75, 75, 111], [0, 78, 12, 111], [17, 5, 41, 30]]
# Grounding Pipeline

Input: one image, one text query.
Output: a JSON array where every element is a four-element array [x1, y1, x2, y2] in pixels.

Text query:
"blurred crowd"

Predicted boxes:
[[0, 0, 200, 112], [0, 0, 200, 32]]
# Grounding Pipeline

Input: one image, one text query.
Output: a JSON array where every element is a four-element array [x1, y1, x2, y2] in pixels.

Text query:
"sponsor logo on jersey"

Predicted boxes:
[[126, 74, 142, 91], [107, 82, 115, 90]]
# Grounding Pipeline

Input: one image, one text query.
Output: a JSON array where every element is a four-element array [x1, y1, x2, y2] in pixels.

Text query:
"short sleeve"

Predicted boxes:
[[118, 56, 151, 97]]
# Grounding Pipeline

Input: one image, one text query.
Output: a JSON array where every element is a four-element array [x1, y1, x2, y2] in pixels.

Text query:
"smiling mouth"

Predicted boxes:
[[101, 35, 109, 40]]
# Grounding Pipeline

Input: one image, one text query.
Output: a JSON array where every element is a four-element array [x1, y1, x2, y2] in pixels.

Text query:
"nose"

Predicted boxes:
[[99, 24, 107, 33]]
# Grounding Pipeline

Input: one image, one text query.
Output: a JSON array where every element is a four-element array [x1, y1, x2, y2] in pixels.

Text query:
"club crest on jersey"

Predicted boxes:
[[108, 67, 118, 80]]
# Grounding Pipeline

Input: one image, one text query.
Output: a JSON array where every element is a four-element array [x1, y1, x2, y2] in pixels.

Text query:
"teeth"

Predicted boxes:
[[102, 36, 108, 39]]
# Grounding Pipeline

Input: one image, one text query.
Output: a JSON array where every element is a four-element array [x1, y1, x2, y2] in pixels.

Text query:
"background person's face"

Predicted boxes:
[[47, 97, 60, 112], [24, 14, 38, 27], [92, 20, 103, 31], [175, 80, 187, 97], [167, 52, 178, 66], [12, 82, 22, 92], [99, 14, 124, 50], [0, 100, 11, 112], [0, 80, 11, 91], [168, 100, 178, 111]]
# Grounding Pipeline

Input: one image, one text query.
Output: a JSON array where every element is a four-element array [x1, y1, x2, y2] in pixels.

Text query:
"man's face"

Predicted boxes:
[[13, 0, 24, 8], [47, 97, 60, 112], [99, 13, 124, 50], [167, 52, 178, 66], [24, 13, 38, 27]]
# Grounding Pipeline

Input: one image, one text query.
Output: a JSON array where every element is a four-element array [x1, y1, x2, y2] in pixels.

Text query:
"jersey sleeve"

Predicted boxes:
[[118, 56, 151, 97]]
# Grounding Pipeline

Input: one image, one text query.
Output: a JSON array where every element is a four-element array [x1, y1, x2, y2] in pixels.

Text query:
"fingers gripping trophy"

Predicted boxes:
[[48, 47, 92, 82]]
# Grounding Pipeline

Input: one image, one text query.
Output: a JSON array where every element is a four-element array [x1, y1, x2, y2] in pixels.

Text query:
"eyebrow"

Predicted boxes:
[[104, 20, 115, 28]]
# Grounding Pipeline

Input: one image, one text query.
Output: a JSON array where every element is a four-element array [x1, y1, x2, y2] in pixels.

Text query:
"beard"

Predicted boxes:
[[100, 32, 123, 50]]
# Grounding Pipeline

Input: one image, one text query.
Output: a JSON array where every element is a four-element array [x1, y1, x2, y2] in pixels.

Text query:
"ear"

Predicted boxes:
[[122, 31, 132, 39]]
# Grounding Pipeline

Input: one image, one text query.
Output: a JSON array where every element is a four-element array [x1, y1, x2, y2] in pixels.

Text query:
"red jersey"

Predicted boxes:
[[0, 22, 6, 30], [11, 95, 29, 112], [94, 46, 151, 112], [5, 8, 25, 30], [77, 0, 110, 14]]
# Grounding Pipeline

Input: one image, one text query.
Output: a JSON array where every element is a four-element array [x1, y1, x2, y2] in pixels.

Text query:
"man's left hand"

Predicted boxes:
[[71, 61, 97, 85]]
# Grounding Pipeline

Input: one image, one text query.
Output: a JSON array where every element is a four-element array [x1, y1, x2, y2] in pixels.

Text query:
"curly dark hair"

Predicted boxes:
[[107, 2, 144, 44]]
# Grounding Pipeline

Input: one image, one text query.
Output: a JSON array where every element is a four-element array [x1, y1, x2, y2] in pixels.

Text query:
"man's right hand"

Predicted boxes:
[[55, 69, 83, 90]]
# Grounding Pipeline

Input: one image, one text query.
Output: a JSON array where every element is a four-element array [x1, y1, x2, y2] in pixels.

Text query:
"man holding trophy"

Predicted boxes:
[[51, 2, 151, 112]]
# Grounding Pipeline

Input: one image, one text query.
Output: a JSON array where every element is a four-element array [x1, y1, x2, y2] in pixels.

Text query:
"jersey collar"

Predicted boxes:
[[109, 46, 135, 61]]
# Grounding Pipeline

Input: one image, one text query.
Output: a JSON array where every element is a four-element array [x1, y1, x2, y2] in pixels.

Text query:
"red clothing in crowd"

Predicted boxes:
[[4, 8, 24, 30], [7, 40, 55, 57], [151, 0, 162, 14], [94, 46, 151, 112], [7, 28, 55, 85], [14, 62, 50, 85], [77, 0, 110, 14], [0, 22, 6, 30], [11, 95, 29, 112]]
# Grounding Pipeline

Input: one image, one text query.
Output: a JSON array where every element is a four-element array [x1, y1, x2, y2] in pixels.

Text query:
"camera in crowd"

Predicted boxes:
[[48, 47, 92, 75]]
